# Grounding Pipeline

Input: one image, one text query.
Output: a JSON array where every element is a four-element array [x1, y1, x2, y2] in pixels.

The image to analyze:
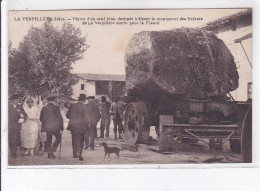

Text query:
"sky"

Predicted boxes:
[[8, 9, 248, 75]]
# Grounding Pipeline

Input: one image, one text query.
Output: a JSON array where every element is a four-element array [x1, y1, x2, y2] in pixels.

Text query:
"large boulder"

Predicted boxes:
[[124, 28, 239, 101]]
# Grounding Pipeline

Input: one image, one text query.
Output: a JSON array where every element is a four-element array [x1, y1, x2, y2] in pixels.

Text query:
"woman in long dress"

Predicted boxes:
[[21, 97, 40, 156]]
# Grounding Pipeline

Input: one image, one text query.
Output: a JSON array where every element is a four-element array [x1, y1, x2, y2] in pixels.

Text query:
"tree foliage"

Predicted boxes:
[[9, 21, 88, 100]]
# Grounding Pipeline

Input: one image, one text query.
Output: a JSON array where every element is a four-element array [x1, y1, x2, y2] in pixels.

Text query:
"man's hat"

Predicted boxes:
[[87, 96, 95, 100], [10, 93, 23, 100], [78, 94, 87, 101], [47, 95, 56, 102], [101, 96, 107, 102]]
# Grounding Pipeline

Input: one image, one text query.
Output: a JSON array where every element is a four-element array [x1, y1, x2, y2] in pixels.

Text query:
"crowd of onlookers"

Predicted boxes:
[[8, 93, 126, 161]]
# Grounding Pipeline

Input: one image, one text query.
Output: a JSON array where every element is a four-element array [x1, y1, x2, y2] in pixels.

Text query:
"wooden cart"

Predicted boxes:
[[122, 99, 252, 163]]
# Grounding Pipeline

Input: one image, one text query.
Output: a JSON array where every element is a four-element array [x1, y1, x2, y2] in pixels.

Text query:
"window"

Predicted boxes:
[[81, 84, 85, 90]]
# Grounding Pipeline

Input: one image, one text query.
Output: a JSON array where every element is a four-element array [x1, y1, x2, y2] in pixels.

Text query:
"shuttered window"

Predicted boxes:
[[81, 84, 85, 90]]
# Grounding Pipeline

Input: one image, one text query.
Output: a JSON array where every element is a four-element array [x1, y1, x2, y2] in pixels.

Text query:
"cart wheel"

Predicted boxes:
[[229, 139, 241, 154], [241, 105, 252, 163], [123, 102, 150, 145]]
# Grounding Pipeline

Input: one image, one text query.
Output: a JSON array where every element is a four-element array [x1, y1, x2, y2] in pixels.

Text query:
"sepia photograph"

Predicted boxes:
[[7, 8, 252, 166]]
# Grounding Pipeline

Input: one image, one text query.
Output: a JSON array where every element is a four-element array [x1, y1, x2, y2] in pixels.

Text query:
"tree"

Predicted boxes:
[[9, 21, 88, 101]]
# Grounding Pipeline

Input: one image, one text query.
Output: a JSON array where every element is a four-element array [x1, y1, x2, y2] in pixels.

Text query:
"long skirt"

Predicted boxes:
[[21, 119, 39, 149]]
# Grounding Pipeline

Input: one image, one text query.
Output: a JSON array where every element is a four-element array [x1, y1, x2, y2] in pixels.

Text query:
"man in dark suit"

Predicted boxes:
[[66, 94, 88, 161], [40, 96, 63, 159], [84, 96, 101, 150], [8, 94, 27, 158]]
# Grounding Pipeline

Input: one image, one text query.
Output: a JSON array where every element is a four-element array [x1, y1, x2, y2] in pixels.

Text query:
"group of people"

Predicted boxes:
[[9, 94, 64, 158], [8, 93, 126, 161], [66, 94, 126, 161]]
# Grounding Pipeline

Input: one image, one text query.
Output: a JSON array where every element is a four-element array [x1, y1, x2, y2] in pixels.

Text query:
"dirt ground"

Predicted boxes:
[[8, 119, 242, 166]]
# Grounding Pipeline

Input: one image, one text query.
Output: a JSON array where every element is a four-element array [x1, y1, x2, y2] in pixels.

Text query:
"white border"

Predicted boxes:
[[4, 0, 256, 10], [2, 0, 260, 190], [2, 0, 258, 169]]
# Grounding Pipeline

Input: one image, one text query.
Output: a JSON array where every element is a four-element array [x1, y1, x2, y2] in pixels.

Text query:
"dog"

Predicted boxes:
[[100, 142, 121, 158]]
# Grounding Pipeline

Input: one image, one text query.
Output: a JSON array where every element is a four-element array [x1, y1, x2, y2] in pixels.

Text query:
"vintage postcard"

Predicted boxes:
[[6, 8, 252, 166]]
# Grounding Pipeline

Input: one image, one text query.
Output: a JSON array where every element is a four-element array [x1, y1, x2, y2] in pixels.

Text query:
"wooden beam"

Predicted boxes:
[[234, 33, 252, 43]]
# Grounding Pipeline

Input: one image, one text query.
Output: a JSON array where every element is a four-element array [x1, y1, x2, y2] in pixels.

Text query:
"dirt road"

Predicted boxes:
[[8, 120, 242, 166]]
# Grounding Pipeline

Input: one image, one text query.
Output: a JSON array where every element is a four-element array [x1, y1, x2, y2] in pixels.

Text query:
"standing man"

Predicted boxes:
[[38, 96, 47, 151], [66, 94, 88, 161], [99, 96, 111, 138], [110, 96, 126, 140], [84, 96, 101, 150], [8, 94, 27, 158], [40, 96, 64, 159]]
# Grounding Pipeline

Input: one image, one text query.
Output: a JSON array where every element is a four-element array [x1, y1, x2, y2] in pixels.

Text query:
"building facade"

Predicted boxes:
[[72, 73, 126, 101]]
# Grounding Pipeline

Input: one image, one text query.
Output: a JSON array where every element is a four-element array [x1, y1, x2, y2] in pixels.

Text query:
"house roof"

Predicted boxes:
[[202, 9, 252, 31], [76, 73, 126, 82], [206, 9, 252, 26]]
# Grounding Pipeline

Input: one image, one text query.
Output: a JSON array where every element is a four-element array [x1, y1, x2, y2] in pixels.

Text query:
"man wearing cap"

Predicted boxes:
[[8, 94, 27, 158], [99, 96, 111, 138], [66, 94, 88, 161], [110, 96, 126, 140], [84, 96, 101, 150], [40, 96, 63, 159]]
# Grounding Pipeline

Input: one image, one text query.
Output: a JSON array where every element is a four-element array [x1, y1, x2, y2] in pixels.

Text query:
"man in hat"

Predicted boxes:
[[110, 96, 126, 140], [84, 96, 101, 150], [40, 96, 63, 159], [66, 94, 88, 161], [99, 96, 111, 138], [8, 93, 27, 158]]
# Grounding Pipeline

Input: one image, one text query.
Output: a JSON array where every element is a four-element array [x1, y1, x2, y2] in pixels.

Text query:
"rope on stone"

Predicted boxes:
[[199, 29, 235, 102], [199, 29, 228, 97], [184, 29, 207, 98], [227, 92, 235, 102]]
